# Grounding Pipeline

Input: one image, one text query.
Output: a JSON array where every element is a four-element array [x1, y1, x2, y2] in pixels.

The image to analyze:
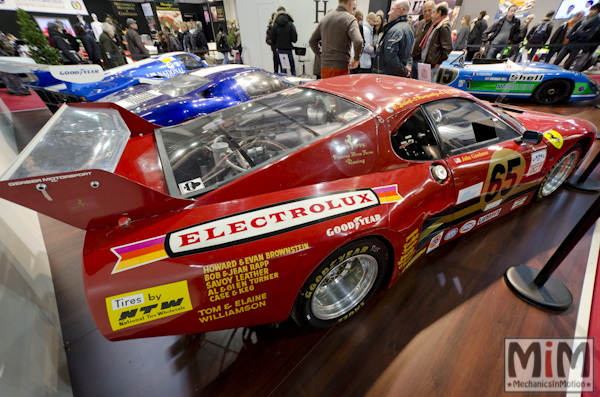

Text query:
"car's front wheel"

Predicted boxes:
[[291, 238, 388, 329], [532, 79, 572, 105], [534, 143, 582, 200]]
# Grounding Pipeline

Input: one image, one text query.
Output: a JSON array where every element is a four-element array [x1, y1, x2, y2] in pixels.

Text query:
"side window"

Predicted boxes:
[[423, 99, 520, 155], [176, 54, 204, 71], [391, 108, 442, 161], [234, 71, 289, 99]]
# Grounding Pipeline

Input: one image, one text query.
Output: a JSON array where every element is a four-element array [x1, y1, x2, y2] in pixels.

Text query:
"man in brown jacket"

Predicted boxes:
[[410, 0, 435, 79], [418, 3, 452, 82], [309, 0, 363, 79], [125, 18, 149, 60]]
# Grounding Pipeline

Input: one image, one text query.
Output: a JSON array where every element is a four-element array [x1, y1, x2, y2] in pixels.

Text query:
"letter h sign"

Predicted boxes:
[[315, 0, 328, 23]]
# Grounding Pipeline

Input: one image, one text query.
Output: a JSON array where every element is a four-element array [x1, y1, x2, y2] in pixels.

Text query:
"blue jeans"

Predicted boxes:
[[277, 49, 296, 76], [222, 52, 229, 64]]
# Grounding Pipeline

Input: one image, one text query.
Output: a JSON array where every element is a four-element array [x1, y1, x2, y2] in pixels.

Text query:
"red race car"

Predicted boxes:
[[0, 75, 596, 341]]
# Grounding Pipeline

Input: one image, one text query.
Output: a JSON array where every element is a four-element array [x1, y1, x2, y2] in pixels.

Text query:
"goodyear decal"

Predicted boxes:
[[106, 280, 192, 331], [543, 130, 564, 149]]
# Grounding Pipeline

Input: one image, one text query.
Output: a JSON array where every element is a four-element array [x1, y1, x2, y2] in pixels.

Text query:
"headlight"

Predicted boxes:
[[588, 77, 600, 95]]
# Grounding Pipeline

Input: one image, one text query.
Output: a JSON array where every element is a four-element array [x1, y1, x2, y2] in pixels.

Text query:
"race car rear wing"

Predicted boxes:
[[0, 104, 193, 230]]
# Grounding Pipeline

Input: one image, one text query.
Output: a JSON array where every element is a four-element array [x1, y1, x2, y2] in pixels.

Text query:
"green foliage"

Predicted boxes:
[[16, 8, 60, 65]]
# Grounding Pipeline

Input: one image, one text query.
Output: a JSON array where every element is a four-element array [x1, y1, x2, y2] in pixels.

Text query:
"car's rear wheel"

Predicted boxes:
[[534, 144, 582, 201], [291, 238, 388, 329], [532, 79, 572, 105]]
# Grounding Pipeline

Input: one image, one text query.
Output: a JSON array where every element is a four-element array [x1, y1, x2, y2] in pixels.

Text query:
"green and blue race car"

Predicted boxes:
[[438, 52, 600, 104]]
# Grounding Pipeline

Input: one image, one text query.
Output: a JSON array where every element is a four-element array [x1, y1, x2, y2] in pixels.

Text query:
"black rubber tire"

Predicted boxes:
[[290, 238, 388, 330], [531, 79, 572, 105], [533, 143, 582, 201]]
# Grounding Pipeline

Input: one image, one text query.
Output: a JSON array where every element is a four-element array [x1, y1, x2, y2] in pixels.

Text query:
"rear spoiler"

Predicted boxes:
[[0, 103, 193, 230], [0, 170, 192, 230]]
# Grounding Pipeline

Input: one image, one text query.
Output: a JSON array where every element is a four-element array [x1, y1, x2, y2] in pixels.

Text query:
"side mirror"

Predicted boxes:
[[520, 130, 543, 145]]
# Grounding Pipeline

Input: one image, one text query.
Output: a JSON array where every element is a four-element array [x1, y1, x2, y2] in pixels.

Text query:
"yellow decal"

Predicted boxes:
[[161, 57, 174, 63], [401, 247, 427, 274], [397, 228, 420, 270], [198, 293, 267, 323], [481, 149, 526, 206], [386, 90, 458, 112], [543, 130, 563, 149], [203, 243, 309, 302], [105, 280, 192, 331]]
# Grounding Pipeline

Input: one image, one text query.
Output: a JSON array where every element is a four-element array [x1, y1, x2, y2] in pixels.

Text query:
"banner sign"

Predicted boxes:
[[495, 0, 537, 19], [156, 9, 183, 31], [0, 0, 89, 15], [112, 1, 138, 18]]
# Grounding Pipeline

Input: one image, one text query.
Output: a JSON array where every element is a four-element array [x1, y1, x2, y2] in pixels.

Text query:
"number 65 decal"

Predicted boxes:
[[482, 149, 526, 203]]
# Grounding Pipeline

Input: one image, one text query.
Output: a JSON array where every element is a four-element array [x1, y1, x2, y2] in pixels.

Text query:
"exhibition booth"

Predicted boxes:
[[0, 0, 599, 396]]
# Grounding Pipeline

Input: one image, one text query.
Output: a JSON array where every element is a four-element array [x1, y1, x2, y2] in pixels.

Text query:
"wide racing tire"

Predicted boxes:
[[531, 79, 572, 105], [534, 143, 582, 201], [291, 238, 388, 330]]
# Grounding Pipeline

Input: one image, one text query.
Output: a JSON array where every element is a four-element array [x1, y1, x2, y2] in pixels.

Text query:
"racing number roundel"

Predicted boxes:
[[481, 149, 526, 204], [435, 67, 459, 86]]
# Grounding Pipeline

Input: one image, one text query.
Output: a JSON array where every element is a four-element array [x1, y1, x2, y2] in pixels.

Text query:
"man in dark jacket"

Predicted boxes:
[[179, 23, 194, 52], [484, 5, 521, 59], [125, 18, 149, 60], [418, 3, 452, 82], [309, 0, 363, 79], [542, 11, 584, 62], [163, 28, 181, 52], [554, 4, 600, 70], [216, 25, 231, 64], [466, 10, 488, 61], [373, 0, 414, 77], [508, 13, 534, 60], [48, 23, 80, 64], [271, 7, 298, 75], [410, 0, 434, 78], [525, 11, 555, 61], [74, 24, 102, 66], [194, 23, 208, 58]]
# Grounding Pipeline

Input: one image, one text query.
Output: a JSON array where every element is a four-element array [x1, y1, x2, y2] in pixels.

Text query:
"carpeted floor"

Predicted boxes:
[[0, 89, 47, 112]]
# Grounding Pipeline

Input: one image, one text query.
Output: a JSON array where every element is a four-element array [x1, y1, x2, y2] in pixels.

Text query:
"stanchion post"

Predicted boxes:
[[567, 143, 600, 192], [505, 193, 600, 310]]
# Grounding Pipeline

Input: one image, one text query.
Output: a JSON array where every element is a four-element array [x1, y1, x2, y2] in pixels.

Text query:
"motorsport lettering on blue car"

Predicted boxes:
[[438, 55, 600, 103]]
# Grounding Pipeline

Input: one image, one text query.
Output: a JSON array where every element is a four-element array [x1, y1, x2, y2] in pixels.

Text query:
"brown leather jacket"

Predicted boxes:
[[411, 19, 432, 59], [422, 17, 453, 66]]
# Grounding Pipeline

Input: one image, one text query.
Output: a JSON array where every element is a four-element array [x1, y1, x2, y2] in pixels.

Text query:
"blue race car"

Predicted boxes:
[[98, 65, 312, 126], [438, 51, 600, 104], [29, 52, 207, 111]]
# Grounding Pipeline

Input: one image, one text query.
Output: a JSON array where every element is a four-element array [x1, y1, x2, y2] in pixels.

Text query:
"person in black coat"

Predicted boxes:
[[194, 23, 208, 58], [466, 10, 487, 61], [48, 23, 80, 64], [525, 11, 555, 61], [271, 7, 298, 75], [542, 11, 584, 62], [74, 24, 102, 67], [483, 5, 521, 59]]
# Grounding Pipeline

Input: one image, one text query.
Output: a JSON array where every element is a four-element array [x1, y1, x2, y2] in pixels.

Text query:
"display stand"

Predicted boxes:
[[566, 144, 600, 192], [505, 193, 600, 310]]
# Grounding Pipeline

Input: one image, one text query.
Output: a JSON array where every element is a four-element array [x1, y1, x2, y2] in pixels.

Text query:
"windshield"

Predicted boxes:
[[494, 106, 526, 133], [156, 88, 370, 197], [157, 74, 212, 97]]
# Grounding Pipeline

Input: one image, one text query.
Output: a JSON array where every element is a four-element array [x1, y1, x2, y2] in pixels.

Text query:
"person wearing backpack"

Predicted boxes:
[[266, 13, 279, 72], [194, 23, 208, 59], [554, 4, 600, 70], [216, 25, 231, 64], [526, 11, 555, 61], [272, 6, 298, 75]]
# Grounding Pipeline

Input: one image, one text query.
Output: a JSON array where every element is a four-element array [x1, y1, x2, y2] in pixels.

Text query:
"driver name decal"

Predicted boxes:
[[166, 190, 380, 257]]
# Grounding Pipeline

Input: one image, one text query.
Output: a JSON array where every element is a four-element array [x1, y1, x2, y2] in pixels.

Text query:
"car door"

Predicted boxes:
[[421, 98, 544, 226], [379, 107, 456, 255]]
